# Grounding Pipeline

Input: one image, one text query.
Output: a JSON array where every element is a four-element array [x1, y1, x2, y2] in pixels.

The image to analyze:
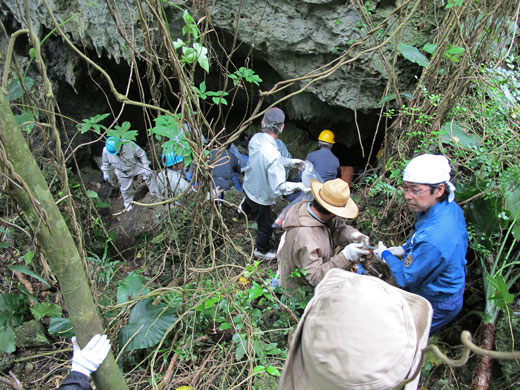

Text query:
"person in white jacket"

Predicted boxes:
[[100, 137, 157, 211], [241, 107, 308, 261], [156, 151, 191, 200]]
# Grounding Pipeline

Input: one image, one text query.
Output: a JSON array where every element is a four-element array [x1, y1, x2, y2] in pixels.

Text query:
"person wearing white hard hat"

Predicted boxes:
[[276, 178, 370, 289], [373, 154, 468, 334], [279, 268, 433, 390]]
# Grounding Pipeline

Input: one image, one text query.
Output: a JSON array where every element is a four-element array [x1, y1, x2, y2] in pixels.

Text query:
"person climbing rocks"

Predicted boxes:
[[373, 154, 468, 334], [156, 151, 192, 200], [100, 137, 157, 211], [58, 334, 111, 390], [279, 268, 432, 390], [241, 107, 308, 261], [275, 178, 370, 289]]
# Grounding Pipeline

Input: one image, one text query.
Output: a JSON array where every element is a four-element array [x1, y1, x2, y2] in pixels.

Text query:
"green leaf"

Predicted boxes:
[[95, 201, 110, 209], [440, 121, 481, 147], [0, 293, 28, 328], [77, 113, 110, 134], [422, 43, 438, 54], [444, 45, 465, 63], [8, 265, 50, 287], [446, 0, 463, 9], [487, 275, 515, 309], [233, 333, 248, 360], [48, 317, 75, 338], [397, 43, 430, 67], [247, 284, 265, 301], [0, 326, 16, 353], [173, 38, 185, 50], [14, 110, 37, 133], [253, 365, 266, 374], [119, 299, 178, 351], [30, 302, 62, 321], [219, 322, 231, 331], [266, 366, 280, 376], [22, 250, 35, 265], [117, 274, 150, 306], [6, 77, 35, 101], [87, 190, 98, 199], [198, 55, 210, 73]]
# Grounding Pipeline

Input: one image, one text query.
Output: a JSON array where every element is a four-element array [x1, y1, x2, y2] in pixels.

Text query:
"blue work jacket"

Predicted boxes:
[[305, 147, 340, 182], [382, 200, 468, 302]]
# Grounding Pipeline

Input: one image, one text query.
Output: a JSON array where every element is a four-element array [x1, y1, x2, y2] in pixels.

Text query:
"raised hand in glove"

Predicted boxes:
[[71, 334, 111, 377], [341, 242, 370, 262], [349, 231, 370, 247], [102, 173, 110, 182], [297, 182, 311, 193], [388, 245, 405, 258], [140, 169, 153, 180], [290, 159, 305, 170], [372, 241, 388, 260]]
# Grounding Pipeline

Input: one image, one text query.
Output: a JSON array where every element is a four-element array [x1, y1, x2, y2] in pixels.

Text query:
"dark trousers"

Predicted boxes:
[[242, 195, 273, 253]]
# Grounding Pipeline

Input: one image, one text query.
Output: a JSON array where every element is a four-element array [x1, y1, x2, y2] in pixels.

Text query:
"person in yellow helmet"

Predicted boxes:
[[305, 130, 341, 182]]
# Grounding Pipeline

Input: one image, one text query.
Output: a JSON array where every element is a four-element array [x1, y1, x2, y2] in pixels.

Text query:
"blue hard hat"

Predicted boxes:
[[105, 137, 121, 155], [162, 151, 184, 167]]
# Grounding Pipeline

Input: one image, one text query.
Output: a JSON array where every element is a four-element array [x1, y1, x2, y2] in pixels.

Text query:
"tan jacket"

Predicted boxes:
[[277, 201, 358, 289]]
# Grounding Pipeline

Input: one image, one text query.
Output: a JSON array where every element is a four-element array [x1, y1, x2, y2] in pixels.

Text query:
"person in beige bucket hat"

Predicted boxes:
[[279, 268, 433, 390], [275, 179, 370, 289]]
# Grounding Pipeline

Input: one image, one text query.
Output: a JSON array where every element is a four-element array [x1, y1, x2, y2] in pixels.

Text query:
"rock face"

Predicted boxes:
[[1, 0, 431, 147]]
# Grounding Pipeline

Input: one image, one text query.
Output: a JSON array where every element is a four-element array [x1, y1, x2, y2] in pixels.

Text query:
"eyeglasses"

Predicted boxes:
[[400, 185, 430, 196]]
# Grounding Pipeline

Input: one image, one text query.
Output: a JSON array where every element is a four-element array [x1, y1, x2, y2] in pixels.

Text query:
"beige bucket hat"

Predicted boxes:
[[279, 269, 432, 390], [310, 179, 359, 219]]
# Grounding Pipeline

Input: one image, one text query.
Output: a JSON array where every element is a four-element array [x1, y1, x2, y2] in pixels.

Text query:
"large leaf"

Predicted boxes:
[[0, 293, 29, 328], [117, 274, 150, 306], [504, 183, 520, 239], [397, 44, 429, 67], [48, 317, 75, 338], [6, 77, 35, 101], [440, 121, 481, 147], [8, 265, 50, 287], [119, 299, 177, 351], [30, 302, 62, 321], [0, 326, 16, 353]]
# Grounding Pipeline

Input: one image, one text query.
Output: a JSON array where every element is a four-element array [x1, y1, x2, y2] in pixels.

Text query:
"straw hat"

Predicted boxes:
[[310, 179, 359, 219], [279, 269, 432, 390]]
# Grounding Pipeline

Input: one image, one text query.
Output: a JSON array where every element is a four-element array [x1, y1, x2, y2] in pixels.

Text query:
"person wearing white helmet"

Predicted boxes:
[[373, 154, 468, 334], [100, 137, 157, 211], [280, 268, 432, 390]]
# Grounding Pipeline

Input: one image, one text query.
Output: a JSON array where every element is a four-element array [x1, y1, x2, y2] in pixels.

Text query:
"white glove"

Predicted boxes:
[[388, 246, 405, 258], [349, 231, 369, 247], [140, 169, 153, 180], [102, 173, 110, 182], [373, 241, 388, 260], [213, 186, 224, 198], [297, 182, 311, 193], [290, 159, 305, 170], [71, 334, 111, 377], [341, 242, 370, 262]]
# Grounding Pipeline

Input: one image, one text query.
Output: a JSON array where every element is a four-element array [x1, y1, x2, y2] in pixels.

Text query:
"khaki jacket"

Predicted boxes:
[[277, 201, 358, 289]]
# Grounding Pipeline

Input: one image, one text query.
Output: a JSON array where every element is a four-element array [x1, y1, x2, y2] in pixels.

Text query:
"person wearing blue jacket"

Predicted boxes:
[[305, 129, 341, 182], [373, 154, 468, 334]]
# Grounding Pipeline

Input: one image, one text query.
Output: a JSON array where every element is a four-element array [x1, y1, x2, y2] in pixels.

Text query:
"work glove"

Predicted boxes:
[[373, 241, 388, 260], [388, 245, 405, 258], [297, 182, 311, 193], [213, 186, 224, 198], [290, 159, 305, 170], [71, 334, 111, 377], [349, 231, 370, 247], [341, 242, 370, 262], [140, 169, 153, 180], [102, 173, 110, 182]]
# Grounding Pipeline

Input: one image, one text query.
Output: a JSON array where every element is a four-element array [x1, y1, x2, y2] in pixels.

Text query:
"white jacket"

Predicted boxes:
[[101, 141, 150, 178], [156, 169, 191, 200], [243, 133, 300, 205]]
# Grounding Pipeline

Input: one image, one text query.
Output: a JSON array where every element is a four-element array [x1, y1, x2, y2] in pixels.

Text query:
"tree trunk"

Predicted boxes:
[[0, 92, 128, 389], [471, 322, 496, 390]]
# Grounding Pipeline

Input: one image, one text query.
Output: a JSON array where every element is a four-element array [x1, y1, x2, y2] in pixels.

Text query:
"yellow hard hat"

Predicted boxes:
[[318, 129, 335, 144]]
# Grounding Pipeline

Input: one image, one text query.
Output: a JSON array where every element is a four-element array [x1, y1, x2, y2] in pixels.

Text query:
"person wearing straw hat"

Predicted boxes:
[[276, 178, 370, 289], [373, 154, 468, 334], [279, 268, 433, 390]]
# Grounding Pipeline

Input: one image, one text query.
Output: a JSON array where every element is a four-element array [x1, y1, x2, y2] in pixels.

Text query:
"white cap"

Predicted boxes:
[[403, 154, 456, 202]]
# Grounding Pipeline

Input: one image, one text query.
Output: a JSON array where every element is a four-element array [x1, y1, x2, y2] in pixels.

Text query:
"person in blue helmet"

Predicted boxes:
[[58, 334, 111, 390], [156, 151, 192, 200], [100, 137, 157, 211], [373, 154, 468, 334]]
